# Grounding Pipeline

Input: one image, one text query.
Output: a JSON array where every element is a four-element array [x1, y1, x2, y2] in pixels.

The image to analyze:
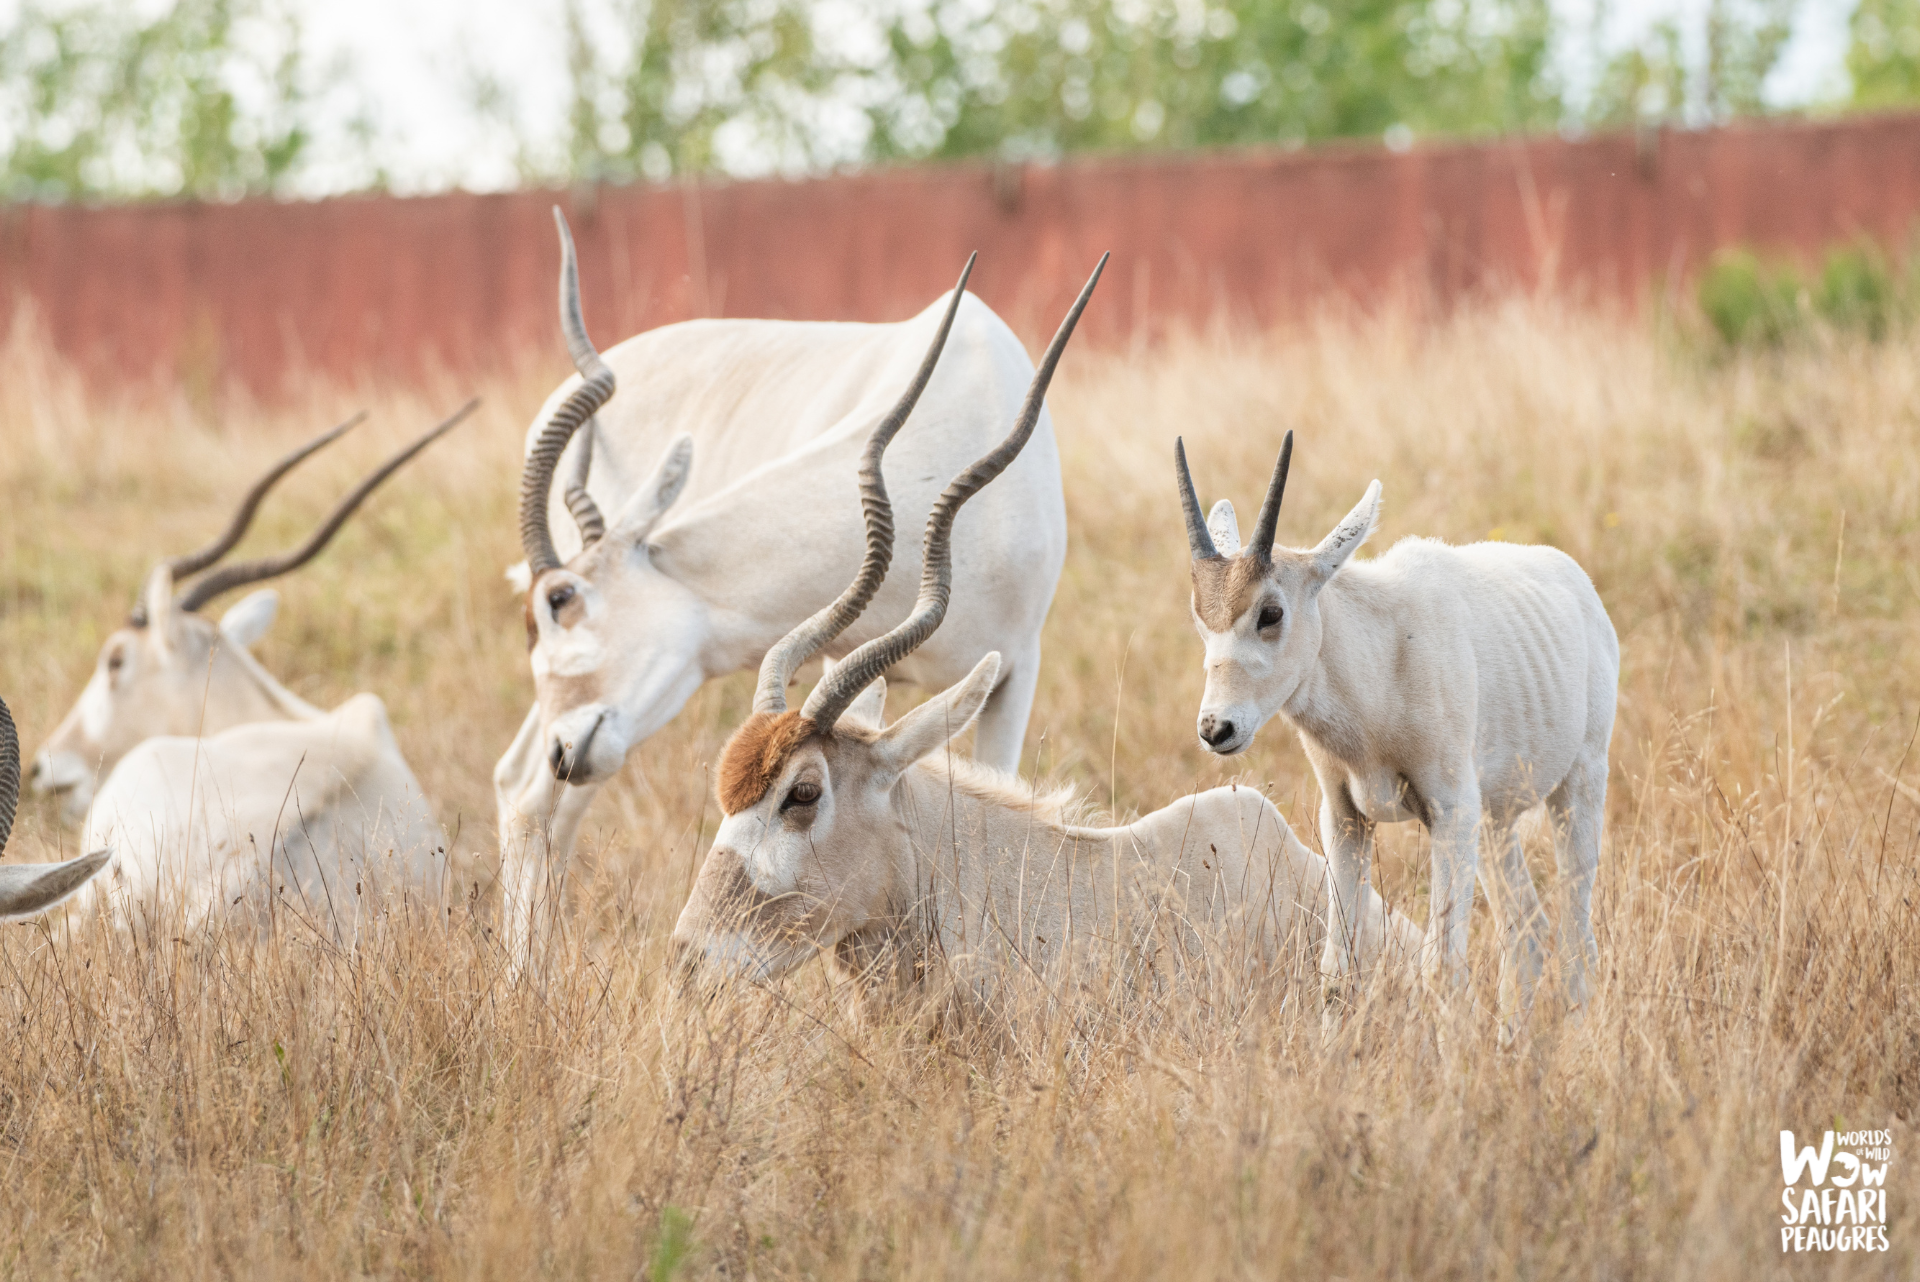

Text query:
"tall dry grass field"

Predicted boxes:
[[1, 299, 1917, 1278]]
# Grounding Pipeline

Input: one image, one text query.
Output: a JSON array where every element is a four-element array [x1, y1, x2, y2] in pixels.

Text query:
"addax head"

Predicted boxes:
[[674, 253, 1108, 984], [1175, 432, 1380, 755], [518, 213, 984, 789], [31, 402, 476, 817]]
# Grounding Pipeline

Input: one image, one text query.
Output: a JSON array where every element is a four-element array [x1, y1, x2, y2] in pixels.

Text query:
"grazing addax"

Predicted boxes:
[[0, 697, 107, 922], [1175, 433, 1618, 1031], [673, 261, 1422, 1012], [497, 211, 1067, 960], [34, 405, 474, 933]]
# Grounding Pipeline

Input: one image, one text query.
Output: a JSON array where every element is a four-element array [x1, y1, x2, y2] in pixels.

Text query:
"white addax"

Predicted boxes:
[[675, 665, 1421, 1011], [1174, 433, 1618, 1032], [497, 214, 1067, 962], [32, 406, 473, 935], [79, 684, 435, 935], [672, 264, 1422, 1011], [0, 696, 108, 922]]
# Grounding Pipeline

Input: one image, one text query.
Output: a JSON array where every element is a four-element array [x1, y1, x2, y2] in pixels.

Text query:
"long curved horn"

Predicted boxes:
[[0, 849, 111, 922], [564, 418, 607, 545], [521, 207, 616, 578], [1248, 429, 1294, 563], [174, 399, 479, 614], [804, 253, 1108, 728], [753, 254, 978, 715], [0, 696, 18, 857], [129, 411, 367, 625], [1174, 437, 1218, 560]]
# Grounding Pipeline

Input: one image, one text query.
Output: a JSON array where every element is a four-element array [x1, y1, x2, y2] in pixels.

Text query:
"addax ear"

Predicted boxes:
[[1207, 499, 1242, 557], [609, 434, 694, 544], [874, 652, 1000, 776], [843, 675, 888, 730], [1311, 480, 1381, 583], [218, 589, 279, 649], [816, 655, 887, 729], [140, 566, 175, 649]]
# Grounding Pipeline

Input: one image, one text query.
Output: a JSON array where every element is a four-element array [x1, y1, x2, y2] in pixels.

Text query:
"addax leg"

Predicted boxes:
[[1480, 818, 1548, 1042], [1317, 780, 1376, 1025], [1421, 778, 1483, 996], [495, 703, 600, 974], [1546, 751, 1606, 1010]]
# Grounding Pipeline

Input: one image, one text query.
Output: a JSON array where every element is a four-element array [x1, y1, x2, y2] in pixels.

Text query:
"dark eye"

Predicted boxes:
[[1257, 604, 1283, 631], [547, 584, 576, 613], [782, 781, 821, 811], [106, 648, 125, 675]]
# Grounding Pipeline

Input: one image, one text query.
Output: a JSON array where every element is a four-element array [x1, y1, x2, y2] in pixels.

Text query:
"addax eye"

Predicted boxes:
[[782, 781, 822, 811], [1257, 604, 1283, 631], [105, 649, 126, 675], [547, 584, 576, 614]]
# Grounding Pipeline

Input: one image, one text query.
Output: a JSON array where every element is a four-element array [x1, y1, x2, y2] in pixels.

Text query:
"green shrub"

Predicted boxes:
[[1699, 240, 1911, 349], [1698, 250, 1807, 348], [1816, 243, 1900, 339]]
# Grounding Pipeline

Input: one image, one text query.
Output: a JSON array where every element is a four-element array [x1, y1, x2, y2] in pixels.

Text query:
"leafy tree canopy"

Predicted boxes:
[[0, 0, 1844, 201]]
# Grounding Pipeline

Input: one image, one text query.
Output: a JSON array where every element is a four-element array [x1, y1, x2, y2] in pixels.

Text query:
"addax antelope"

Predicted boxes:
[[498, 212, 1067, 960], [34, 404, 475, 933], [0, 698, 107, 921], [1174, 433, 1618, 1033], [672, 261, 1421, 1016]]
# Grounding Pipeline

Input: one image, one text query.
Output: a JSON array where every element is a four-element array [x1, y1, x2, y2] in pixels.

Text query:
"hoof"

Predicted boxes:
[[1320, 978, 1351, 1036]]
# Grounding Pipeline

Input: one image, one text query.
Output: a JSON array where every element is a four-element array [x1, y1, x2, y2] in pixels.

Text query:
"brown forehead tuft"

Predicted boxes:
[[1190, 555, 1271, 631], [717, 711, 822, 815]]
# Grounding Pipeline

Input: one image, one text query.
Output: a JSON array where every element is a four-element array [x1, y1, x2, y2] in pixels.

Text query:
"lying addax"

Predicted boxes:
[[674, 260, 1421, 1012], [498, 211, 1068, 960], [36, 404, 475, 933], [0, 697, 107, 921], [1175, 433, 1618, 1030]]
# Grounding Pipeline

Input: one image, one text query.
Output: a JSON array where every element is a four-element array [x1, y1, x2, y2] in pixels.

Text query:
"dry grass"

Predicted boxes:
[[1, 297, 1918, 1277]]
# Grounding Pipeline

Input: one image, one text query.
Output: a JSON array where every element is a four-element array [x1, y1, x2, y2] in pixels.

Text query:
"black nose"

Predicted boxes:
[[549, 739, 592, 783], [548, 714, 604, 783], [1199, 715, 1236, 749]]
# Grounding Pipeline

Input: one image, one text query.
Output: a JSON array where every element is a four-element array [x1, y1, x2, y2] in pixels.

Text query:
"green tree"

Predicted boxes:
[[1585, 0, 1794, 127], [0, 0, 313, 201], [864, 0, 1561, 163], [548, 0, 1563, 181], [1585, 16, 1684, 127], [1850, 0, 1920, 106], [1705, 0, 1795, 117], [555, 0, 859, 183]]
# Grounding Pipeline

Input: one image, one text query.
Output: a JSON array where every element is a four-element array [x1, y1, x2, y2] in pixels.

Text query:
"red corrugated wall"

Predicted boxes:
[[5, 113, 1920, 392]]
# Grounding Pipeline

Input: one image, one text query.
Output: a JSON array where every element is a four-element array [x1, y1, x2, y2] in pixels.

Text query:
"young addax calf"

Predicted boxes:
[[0, 697, 107, 922], [1175, 434, 1618, 1031], [673, 264, 1421, 1013]]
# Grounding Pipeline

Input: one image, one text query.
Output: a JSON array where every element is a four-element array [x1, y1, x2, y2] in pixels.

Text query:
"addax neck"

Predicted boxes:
[[1278, 573, 1376, 763]]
